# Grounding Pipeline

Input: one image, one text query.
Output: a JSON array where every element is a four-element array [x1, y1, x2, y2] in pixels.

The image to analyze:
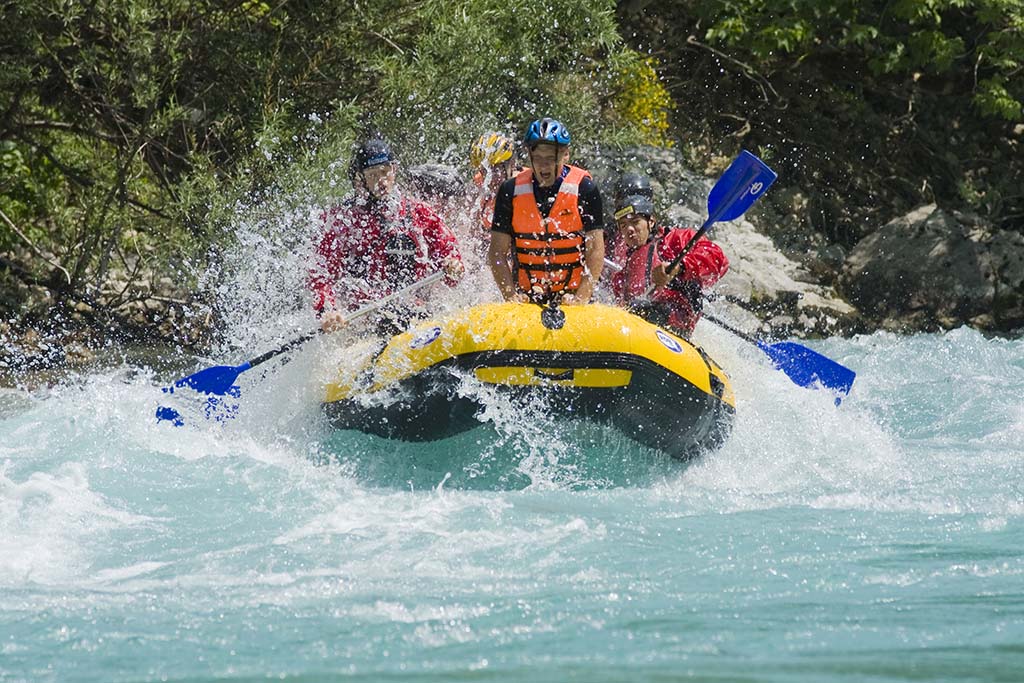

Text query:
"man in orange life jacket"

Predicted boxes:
[[487, 118, 605, 305], [309, 137, 464, 334], [611, 183, 729, 338]]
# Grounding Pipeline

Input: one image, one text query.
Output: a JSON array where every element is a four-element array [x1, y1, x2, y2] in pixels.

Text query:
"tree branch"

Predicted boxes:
[[19, 119, 122, 142], [0, 207, 72, 285], [686, 35, 780, 103]]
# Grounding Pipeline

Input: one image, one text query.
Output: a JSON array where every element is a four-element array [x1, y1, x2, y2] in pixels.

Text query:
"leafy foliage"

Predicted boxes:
[[695, 0, 1023, 121], [0, 0, 643, 325], [2, 0, 1021, 338], [619, 0, 1022, 250], [609, 53, 676, 147]]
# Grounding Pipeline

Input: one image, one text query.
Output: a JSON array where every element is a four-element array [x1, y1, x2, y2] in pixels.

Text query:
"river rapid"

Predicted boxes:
[[2, 318, 1022, 682]]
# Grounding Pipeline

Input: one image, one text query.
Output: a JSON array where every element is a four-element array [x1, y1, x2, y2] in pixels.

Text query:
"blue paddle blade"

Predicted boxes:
[[707, 150, 778, 224], [155, 406, 184, 426], [172, 362, 250, 396], [756, 340, 856, 400], [156, 370, 245, 426]]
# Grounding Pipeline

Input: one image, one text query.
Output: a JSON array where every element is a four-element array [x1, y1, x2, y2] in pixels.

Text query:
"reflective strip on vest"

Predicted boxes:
[[510, 165, 590, 297]]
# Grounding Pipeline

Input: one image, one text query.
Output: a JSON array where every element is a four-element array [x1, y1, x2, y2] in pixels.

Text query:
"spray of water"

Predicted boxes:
[[7, 109, 1022, 506]]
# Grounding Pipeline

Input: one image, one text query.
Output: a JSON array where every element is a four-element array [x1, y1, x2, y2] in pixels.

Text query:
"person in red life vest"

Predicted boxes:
[[611, 187, 729, 338], [606, 171, 654, 266], [487, 118, 605, 305], [469, 132, 518, 233], [309, 137, 464, 334]]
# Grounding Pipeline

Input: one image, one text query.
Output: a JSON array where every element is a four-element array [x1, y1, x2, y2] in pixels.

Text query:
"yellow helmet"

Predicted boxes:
[[469, 132, 515, 168]]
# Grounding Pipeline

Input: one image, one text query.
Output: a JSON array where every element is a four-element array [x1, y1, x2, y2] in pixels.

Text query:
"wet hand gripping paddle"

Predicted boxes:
[[644, 149, 777, 296], [156, 270, 445, 425]]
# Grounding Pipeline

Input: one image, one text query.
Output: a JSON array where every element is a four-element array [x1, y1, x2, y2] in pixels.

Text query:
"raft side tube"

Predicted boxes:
[[322, 303, 735, 459]]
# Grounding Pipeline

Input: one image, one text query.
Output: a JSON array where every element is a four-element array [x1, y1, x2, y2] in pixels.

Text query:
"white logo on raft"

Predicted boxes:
[[655, 329, 683, 353], [749, 181, 764, 195], [410, 326, 442, 349]]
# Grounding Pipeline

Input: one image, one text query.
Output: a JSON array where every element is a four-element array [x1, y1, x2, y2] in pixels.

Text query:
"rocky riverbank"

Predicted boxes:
[[3, 145, 1022, 375], [0, 245, 212, 375], [589, 146, 1024, 339]]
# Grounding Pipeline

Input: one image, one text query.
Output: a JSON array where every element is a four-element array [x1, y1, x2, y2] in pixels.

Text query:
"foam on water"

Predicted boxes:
[[3, 191, 1024, 679]]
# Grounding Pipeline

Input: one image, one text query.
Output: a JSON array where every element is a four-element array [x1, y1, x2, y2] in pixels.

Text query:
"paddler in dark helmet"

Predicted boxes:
[[308, 136, 465, 334], [611, 180, 729, 338], [606, 171, 655, 264], [487, 117, 605, 305]]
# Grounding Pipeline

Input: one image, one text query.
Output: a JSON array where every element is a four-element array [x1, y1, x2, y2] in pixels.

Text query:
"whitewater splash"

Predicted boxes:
[[3, 326, 1020, 589], [4, 156, 1023, 679], [3, 325, 1023, 681]]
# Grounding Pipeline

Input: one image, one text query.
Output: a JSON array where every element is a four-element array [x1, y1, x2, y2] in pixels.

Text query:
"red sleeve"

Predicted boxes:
[[611, 268, 624, 300], [307, 210, 340, 313], [413, 202, 463, 286], [657, 228, 729, 288]]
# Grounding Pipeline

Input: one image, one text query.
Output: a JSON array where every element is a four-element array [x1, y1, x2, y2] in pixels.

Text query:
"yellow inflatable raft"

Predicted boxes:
[[322, 302, 735, 460]]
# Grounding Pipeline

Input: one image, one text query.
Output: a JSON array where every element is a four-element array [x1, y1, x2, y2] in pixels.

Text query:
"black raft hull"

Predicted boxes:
[[322, 303, 735, 461]]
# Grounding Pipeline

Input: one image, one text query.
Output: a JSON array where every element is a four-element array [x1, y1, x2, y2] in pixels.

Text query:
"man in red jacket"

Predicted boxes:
[[309, 137, 464, 334], [611, 184, 728, 338]]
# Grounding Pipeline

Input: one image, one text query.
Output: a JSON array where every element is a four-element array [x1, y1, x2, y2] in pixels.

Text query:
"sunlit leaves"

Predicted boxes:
[[609, 53, 675, 148], [360, 0, 626, 155], [975, 77, 1023, 120], [694, 0, 1023, 121]]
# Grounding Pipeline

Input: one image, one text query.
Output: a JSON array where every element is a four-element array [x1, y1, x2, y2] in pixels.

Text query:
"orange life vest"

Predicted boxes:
[[510, 165, 589, 298]]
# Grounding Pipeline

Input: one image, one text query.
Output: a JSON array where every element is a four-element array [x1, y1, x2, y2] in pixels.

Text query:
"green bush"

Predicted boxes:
[[696, 0, 1023, 121], [1, 0, 651, 319]]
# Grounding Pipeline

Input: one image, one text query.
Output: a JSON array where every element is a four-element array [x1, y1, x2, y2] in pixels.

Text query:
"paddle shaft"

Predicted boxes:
[[245, 331, 317, 370], [244, 270, 446, 370], [251, 270, 444, 370], [700, 311, 758, 345], [157, 269, 453, 422]]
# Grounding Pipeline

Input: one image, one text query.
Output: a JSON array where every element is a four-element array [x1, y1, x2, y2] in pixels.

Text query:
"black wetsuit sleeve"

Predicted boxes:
[[578, 177, 604, 232], [490, 178, 516, 235]]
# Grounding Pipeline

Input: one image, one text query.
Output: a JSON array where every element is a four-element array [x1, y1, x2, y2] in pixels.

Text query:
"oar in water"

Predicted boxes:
[[699, 312, 854, 398], [607, 256, 856, 398], [155, 270, 446, 425], [645, 149, 777, 295]]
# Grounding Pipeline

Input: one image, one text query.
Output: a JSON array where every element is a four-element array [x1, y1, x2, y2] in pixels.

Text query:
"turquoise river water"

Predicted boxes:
[[2, 323, 1023, 682]]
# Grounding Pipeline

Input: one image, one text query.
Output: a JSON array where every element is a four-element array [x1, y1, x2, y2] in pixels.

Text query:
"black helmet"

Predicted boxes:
[[614, 172, 653, 200], [614, 194, 655, 220], [353, 138, 395, 171]]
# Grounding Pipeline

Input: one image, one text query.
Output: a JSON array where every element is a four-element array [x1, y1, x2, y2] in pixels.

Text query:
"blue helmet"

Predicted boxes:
[[524, 117, 571, 149]]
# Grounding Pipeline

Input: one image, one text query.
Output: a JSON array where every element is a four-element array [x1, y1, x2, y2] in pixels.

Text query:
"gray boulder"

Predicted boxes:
[[841, 204, 1024, 331]]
